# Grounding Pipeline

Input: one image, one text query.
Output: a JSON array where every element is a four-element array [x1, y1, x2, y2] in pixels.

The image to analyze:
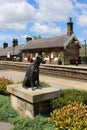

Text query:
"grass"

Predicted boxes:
[[10, 115, 55, 130], [0, 94, 18, 122], [40, 81, 51, 87]]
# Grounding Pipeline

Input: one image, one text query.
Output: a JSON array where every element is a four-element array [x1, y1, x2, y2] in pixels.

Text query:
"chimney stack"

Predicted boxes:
[[67, 17, 73, 36], [3, 42, 8, 49], [12, 38, 18, 47], [26, 36, 32, 42]]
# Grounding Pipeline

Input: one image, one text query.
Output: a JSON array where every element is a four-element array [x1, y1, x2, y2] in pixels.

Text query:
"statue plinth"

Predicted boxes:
[[7, 84, 60, 118]]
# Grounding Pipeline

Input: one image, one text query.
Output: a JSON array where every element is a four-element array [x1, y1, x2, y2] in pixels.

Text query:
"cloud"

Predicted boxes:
[[35, 0, 75, 22], [21, 34, 33, 39], [74, 0, 87, 10], [77, 15, 87, 26], [76, 3, 87, 26], [0, 0, 82, 32], [0, 0, 36, 30], [29, 0, 78, 36], [73, 0, 87, 26], [0, 0, 87, 45], [0, 0, 87, 30], [30, 22, 64, 35], [83, 30, 87, 35], [0, 34, 12, 41], [0, 34, 13, 47]]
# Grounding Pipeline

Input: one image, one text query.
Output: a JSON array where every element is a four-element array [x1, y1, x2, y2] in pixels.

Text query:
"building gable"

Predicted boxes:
[[64, 34, 80, 49]]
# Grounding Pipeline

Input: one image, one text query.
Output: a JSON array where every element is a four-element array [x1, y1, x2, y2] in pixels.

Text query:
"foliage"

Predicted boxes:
[[30, 58, 33, 63], [33, 35, 42, 40], [0, 94, 18, 122], [50, 102, 87, 130], [0, 77, 14, 95], [10, 115, 55, 130], [16, 57, 21, 62], [40, 81, 51, 87], [58, 58, 62, 65], [51, 89, 87, 110]]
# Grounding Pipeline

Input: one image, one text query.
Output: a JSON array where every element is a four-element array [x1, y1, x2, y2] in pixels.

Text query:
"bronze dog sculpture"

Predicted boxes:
[[22, 56, 45, 90]]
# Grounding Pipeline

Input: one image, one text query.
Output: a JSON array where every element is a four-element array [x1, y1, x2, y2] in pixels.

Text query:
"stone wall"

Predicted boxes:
[[64, 42, 76, 64]]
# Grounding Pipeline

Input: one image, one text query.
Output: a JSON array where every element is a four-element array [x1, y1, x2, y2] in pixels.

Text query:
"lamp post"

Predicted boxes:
[[75, 39, 79, 66], [84, 40, 86, 64]]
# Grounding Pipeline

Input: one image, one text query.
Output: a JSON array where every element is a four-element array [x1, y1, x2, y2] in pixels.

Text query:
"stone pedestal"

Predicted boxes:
[[7, 84, 60, 118]]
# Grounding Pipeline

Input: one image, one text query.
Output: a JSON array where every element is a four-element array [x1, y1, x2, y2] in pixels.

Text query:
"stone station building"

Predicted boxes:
[[21, 18, 80, 65]]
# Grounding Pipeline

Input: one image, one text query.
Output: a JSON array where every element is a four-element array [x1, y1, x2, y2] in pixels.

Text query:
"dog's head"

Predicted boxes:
[[34, 56, 46, 65]]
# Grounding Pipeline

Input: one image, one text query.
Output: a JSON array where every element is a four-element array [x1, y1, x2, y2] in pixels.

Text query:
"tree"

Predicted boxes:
[[33, 35, 42, 40]]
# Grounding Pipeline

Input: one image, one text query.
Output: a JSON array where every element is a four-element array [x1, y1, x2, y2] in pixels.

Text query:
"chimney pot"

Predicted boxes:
[[12, 38, 18, 47], [26, 36, 32, 42], [67, 17, 73, 36], [3, 42, 8, 49]]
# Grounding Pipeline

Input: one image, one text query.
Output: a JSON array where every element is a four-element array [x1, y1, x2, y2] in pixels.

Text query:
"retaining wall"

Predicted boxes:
[[0, 61, 87, 80]]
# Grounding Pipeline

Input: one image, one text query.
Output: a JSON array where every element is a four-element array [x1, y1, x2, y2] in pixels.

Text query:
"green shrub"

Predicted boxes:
[[58, 58, 62, 65], [0, 94, 18, 122], [10, 115, 55, 130], [0, 77, 14, 95], [50, 102, 87, 130], [51, 89, 87, 110]]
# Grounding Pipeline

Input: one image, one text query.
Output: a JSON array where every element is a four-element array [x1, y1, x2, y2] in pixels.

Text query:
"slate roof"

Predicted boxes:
[[0, 34, 79, 57], [21, 35, 70, 51], [0, 48, 5, 56], [0, 44, 23, 56]]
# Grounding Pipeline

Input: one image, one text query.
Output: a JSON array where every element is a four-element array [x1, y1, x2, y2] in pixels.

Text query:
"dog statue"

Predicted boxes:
[[22, 56, 45, 90]]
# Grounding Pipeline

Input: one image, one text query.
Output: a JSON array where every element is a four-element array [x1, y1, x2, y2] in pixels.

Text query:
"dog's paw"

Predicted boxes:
[[22, 85, 28, 89], [37, 85, 42, 89], [32, 87, 35, 91]]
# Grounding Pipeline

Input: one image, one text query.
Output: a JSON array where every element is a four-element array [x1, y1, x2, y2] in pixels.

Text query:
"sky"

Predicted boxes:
[[0, 0, 87, 48]]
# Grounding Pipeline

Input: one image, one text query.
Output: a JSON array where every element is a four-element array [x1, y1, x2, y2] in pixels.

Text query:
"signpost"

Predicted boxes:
[[7, 52, 10, 59]]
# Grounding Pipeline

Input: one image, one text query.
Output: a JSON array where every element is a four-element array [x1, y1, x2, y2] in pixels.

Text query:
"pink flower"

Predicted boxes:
[[2, 76, 6, 79]]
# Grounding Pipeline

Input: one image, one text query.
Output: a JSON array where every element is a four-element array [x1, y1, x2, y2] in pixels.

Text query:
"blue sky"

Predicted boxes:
[[0, 0, 87, 47]]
